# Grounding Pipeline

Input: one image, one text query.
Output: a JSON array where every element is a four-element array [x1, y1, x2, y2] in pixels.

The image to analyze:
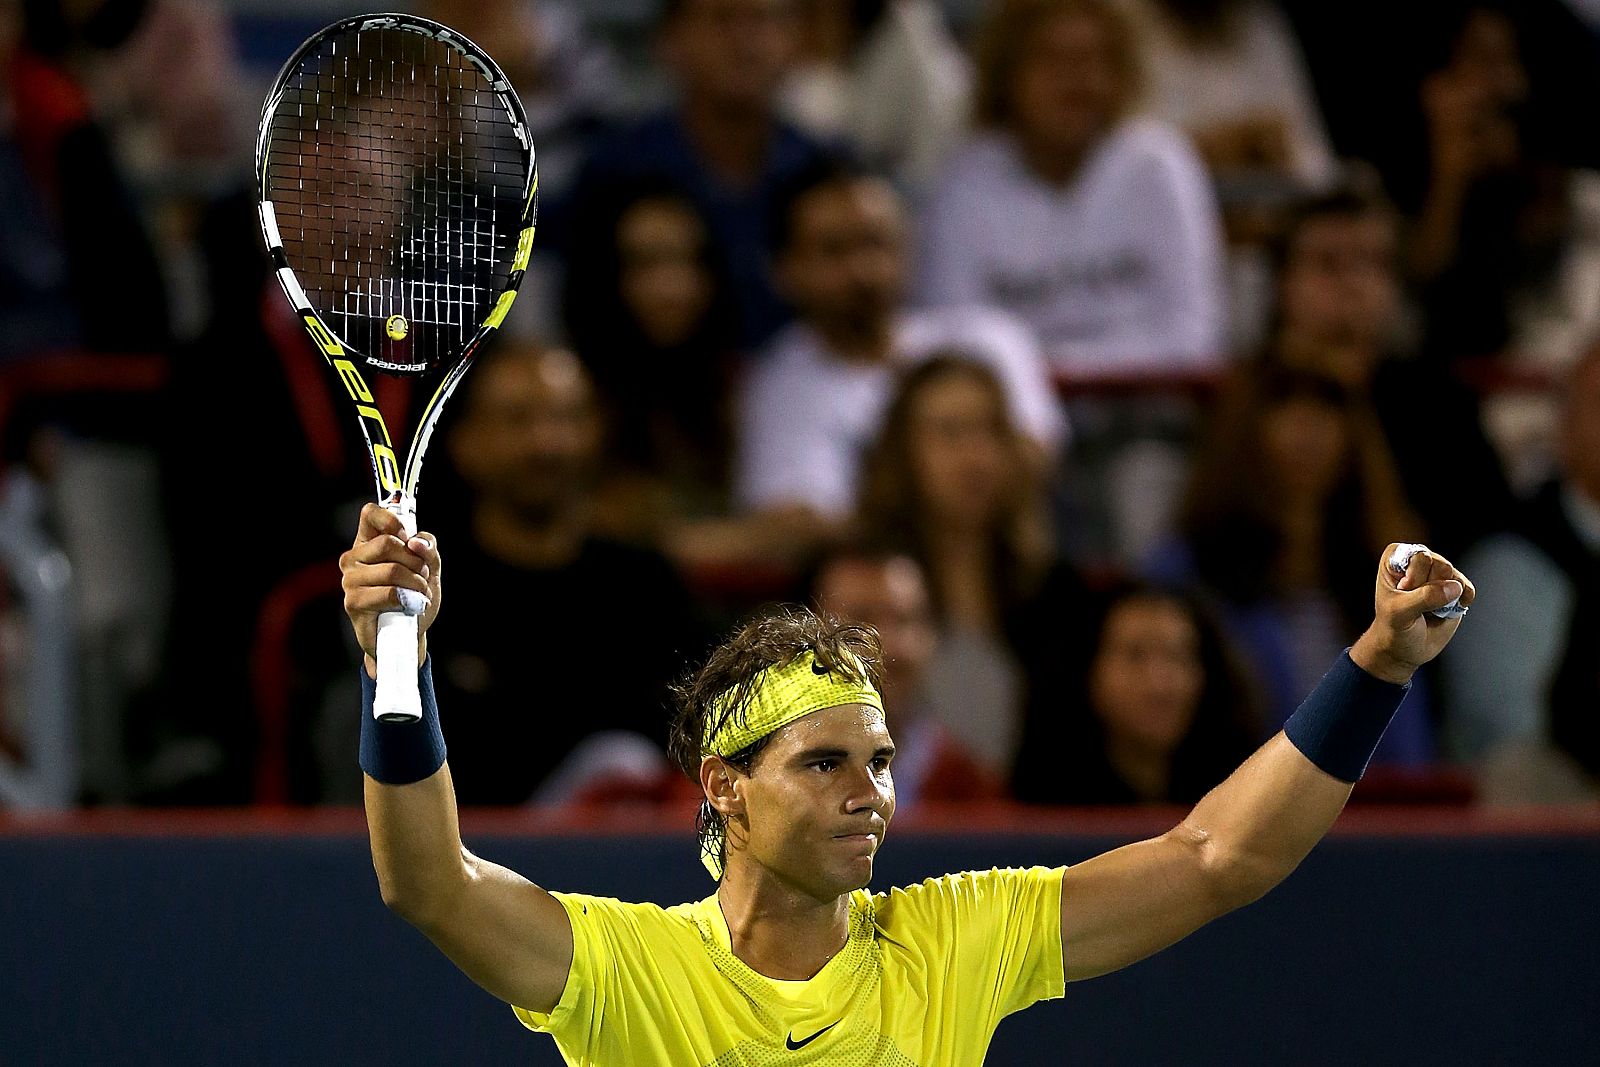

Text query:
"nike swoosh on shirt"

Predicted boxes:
[[785, 1021, 839, 1050]]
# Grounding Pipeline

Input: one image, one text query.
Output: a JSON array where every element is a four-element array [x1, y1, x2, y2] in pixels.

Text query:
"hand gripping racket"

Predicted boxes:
[[256, 13, 537, 721]]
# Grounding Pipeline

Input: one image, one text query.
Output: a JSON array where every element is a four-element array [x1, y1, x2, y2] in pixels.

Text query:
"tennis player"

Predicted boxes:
[[341, 503, 1474, 1065]]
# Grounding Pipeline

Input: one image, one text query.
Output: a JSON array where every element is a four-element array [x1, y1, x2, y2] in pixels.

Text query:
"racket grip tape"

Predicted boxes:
[[374, 492, 423, 723], [374, 612, 422, 722]]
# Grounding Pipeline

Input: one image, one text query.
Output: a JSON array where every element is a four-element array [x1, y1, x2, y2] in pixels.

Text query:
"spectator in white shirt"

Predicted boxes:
[[1136, 0, 1337, 194], [917, 0, 1227, 378], [1132, 0, 1338, 351], [781, 0, 972, 192], [735, 163, 1066, 522]]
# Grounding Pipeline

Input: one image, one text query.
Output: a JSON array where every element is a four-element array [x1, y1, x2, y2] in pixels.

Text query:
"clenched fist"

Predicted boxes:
[[339, 502, 442, 675], [1350, 543, 1476, 684]]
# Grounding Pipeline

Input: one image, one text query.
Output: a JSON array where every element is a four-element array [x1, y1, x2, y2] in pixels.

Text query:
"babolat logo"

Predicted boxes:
[[305, 314, 402, 492]]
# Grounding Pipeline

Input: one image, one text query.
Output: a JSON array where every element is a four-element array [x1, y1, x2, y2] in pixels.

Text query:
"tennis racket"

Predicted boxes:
[[256, 13, 537, 722]]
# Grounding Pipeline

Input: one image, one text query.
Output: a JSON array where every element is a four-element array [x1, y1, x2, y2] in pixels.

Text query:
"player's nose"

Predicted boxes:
[[841, 767, 892, 817]]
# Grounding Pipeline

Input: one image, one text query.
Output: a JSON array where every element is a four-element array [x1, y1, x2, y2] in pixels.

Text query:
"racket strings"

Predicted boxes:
[[264, 24, 527, 371]]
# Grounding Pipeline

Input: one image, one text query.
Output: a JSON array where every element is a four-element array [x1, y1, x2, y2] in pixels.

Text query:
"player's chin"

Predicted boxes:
[[826, 860, 875, 896], [796, 851, 874, 897], [831, 840, 880, 889]]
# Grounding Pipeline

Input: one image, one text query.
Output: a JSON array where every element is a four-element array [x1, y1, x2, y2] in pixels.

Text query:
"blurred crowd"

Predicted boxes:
[[3, 0, 1600, 811]]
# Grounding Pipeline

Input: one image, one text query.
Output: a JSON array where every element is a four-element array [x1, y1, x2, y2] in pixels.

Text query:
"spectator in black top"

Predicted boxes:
[[562, 179, 741, 544], [1146, 361, 1438, 768], [1398, 3, 1600, 366], [1012, 583, 1259, 805], [433, 340, 705, 804], [1264, 176, 1513, 552], [568, 0, 838, 347]]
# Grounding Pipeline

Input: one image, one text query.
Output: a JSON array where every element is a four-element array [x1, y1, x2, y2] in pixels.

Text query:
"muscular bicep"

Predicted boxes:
[[411, 853, 575, 1014], [1059, 827, 1234, 982]]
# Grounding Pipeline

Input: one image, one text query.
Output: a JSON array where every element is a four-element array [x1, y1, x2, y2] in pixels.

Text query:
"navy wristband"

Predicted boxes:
[[359, 655, 447, 785], [1283, 650, 1411, 783]]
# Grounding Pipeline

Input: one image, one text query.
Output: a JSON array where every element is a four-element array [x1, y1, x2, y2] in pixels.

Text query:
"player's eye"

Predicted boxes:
[[811, 759, 838, 773]]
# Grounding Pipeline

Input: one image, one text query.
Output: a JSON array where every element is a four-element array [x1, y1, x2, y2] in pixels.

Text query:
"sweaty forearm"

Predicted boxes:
[[1180, 733, 1353, 907], [1181, 649, 1410, 904], [365, 764, 471, 921]]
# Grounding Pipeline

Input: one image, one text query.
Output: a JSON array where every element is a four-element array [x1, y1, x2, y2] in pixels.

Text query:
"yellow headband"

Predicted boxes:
[[699, 650, 882, 878]]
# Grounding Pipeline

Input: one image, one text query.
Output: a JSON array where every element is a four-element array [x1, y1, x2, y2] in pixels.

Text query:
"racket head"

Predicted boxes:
[[255, 12, 537, 379]]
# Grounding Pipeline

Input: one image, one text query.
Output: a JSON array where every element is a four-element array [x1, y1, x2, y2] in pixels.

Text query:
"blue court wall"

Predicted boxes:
[[2, 810, 1596, 1067]]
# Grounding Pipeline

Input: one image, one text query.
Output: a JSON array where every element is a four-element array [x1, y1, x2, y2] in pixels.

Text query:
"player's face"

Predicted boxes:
[[1089, 598, 1204, 755], [779, 179, 907, 337], [738, 704, 895, 900], [1008, 11, 1125, 164]]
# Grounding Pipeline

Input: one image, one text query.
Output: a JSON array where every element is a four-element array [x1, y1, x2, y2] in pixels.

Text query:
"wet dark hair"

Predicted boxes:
[[668, 605, 883, 877]]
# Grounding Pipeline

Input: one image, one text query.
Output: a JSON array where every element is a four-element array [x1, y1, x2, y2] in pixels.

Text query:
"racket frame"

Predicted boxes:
[[255, 12, 537, 721]]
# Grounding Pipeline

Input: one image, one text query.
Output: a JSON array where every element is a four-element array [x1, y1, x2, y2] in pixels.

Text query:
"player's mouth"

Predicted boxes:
[[832, 833, 879, 848]]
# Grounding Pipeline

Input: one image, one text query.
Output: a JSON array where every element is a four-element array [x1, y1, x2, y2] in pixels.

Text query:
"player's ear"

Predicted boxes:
[[700, 757, 744, 817]]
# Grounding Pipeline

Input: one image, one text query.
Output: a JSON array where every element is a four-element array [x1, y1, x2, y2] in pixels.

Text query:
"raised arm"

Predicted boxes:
[[1058, 545, 1475, 982], [342, 504, 573, 1013]]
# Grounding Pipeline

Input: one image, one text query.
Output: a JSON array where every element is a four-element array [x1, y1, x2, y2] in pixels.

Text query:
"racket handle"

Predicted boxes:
[[374, 493, 422, 723], [374, 612, 422, 722]]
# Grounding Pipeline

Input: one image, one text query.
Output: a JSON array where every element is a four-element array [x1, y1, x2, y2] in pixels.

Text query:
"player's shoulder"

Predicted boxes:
[[872, 866, 1066, 928], [551, 891, 704, 940]]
